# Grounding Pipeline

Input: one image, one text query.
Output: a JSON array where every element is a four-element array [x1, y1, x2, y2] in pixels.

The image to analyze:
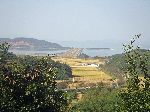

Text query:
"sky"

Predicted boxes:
[[0, 0, 150, 48]]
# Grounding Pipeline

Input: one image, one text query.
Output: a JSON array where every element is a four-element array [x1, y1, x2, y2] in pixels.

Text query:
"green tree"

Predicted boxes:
[[71, 87, 121, 112], [0, 43, 68, 112], [118, 34, 150, 111]]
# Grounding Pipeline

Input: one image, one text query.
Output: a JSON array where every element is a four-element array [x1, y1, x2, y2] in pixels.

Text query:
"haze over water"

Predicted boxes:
[[1, 0, 150, 53]]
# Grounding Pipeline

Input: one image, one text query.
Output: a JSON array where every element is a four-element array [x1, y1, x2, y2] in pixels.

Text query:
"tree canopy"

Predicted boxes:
[[0, 43, 69, 112]]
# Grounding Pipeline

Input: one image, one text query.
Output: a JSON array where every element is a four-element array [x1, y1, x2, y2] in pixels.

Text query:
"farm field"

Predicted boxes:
[[52, 57, 112, 85], [52, 57, 106, 66], [72, 67, 111, 83]]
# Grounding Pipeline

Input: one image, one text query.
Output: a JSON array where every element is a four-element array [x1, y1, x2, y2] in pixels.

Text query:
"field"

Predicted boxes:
[[52, 57, 112, 86], [52, 57, 106, 66], [72, 67, 111, 83]]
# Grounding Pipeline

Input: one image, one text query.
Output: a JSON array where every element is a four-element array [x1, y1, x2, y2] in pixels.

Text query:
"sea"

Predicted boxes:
[[9, 48, 123, 57], [83, 48, 123, 57]]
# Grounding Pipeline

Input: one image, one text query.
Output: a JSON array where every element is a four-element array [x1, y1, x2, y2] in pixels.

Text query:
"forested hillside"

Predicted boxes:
[[101, 49, 150, 79], [0, 37, 63, 50]]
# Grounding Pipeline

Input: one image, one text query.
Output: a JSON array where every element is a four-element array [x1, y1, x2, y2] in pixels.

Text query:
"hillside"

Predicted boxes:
[[0, 37, 64, 50], [101, 49, 150, 78]]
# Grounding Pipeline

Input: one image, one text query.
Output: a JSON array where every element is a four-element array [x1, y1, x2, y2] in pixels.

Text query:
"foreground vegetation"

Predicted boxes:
[[0, 43, 69, 111], [71, 87, 121, 112]]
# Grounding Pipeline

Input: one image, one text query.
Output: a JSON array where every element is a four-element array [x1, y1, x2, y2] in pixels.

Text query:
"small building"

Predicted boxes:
[[87, 64, 99, 67]]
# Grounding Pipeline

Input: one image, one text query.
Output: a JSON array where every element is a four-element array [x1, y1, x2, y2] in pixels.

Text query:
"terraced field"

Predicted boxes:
[[52, 57, 106, 66], [52, 57, 112, 84], [72, 67, 111, 82]]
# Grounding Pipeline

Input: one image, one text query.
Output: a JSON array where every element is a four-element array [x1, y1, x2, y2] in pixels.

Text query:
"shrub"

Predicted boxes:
[[71, 87, 121, 112]]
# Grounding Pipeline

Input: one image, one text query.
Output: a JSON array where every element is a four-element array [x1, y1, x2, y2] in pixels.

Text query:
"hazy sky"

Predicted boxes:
[[0, 0, 150, 47]]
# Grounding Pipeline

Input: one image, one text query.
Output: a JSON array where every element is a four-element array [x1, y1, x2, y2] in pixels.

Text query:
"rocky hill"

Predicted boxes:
[[0, 37, 64, 50]]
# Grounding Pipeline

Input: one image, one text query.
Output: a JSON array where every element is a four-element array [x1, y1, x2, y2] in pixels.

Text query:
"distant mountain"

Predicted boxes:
[[0, 37, 64, 50]]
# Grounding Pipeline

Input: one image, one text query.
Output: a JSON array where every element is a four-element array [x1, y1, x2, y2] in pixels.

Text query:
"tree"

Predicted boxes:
[[0, 43, 68, 112], [71, 87, 121, 112], [118, 34, 150, 111]]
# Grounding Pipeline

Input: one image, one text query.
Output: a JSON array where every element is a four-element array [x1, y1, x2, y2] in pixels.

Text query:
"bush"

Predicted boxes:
[[57, 82, 68, 89], [71, 87, 121, 112]]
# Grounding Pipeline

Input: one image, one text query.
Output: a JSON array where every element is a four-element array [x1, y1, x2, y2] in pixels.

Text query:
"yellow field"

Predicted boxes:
[[72, 67, 111, 83], [52, 57, 112, 83], [52, 57, 105, 66]]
